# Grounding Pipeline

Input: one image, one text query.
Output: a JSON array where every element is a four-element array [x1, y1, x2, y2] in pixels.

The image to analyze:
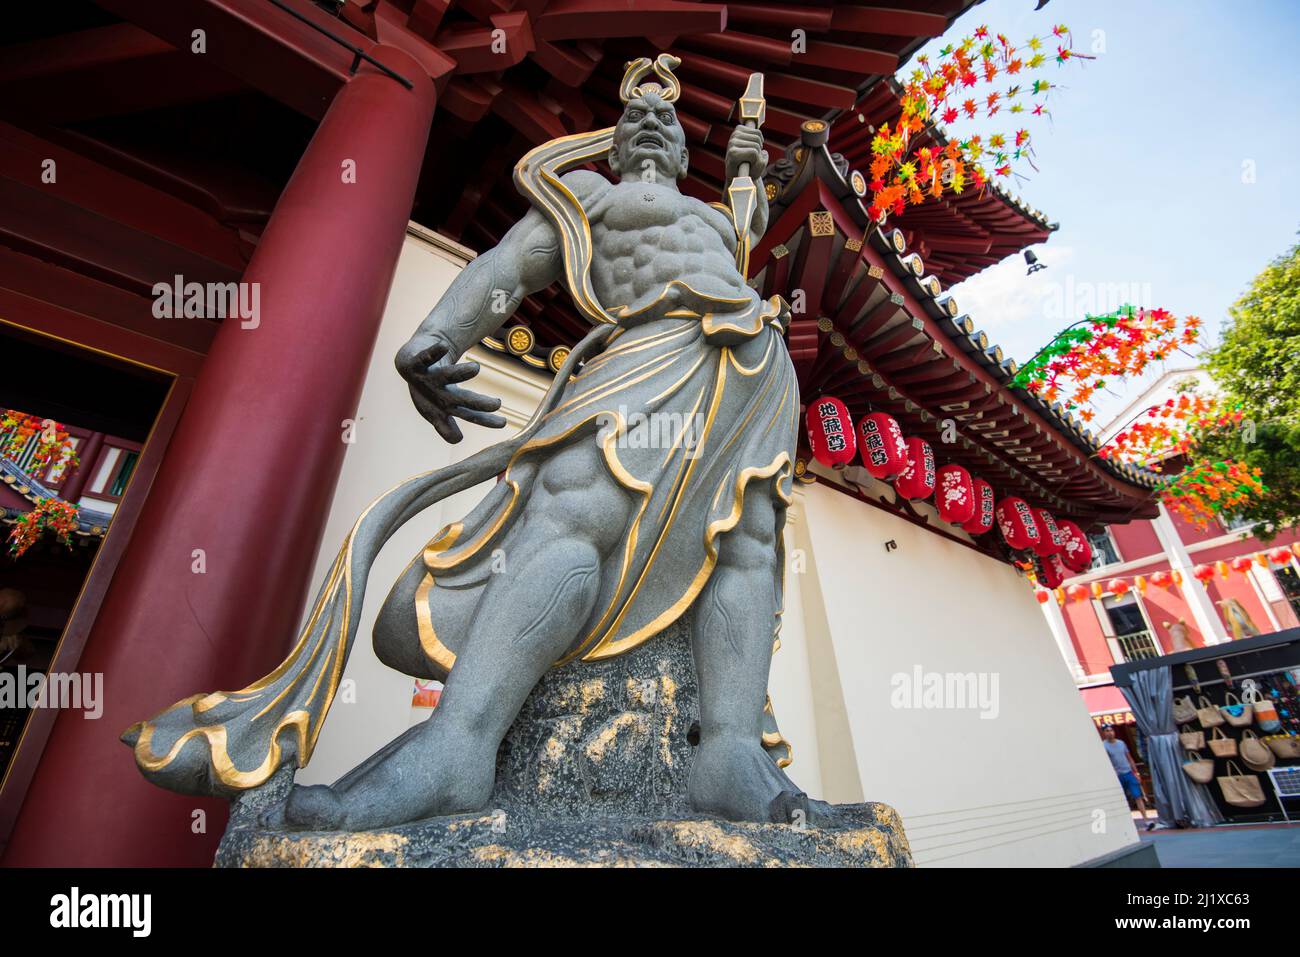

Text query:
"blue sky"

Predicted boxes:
[[906, 0, 1300, 424]]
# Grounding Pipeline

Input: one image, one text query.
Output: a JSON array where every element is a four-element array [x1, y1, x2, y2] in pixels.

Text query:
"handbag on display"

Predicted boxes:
[[1181, 750, 1215, 784], [1266, 735, 1300, 760], [1216, 761, 1266, 809], [1178, 725, 1205, 750], [1219, 692, 1254, 728], [1208, 727, 1238, 758], [1173, 695, 1198, 724], [1196, 695, 1225, 728], [1240, 730, 1276, 771], [1253, 699, 1282, 733]]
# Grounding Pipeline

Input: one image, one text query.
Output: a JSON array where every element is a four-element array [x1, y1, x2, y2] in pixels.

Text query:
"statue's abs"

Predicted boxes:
[[589, 181, 749, 318]]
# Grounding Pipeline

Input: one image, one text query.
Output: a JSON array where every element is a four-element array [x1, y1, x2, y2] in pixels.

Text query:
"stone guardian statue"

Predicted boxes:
[[124, 55, 835, 835]]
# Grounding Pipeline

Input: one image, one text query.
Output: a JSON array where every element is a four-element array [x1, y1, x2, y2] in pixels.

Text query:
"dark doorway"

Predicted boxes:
[[0, 324, 171, 791]]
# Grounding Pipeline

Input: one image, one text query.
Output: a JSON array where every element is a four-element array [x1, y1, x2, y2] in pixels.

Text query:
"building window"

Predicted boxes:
[[1114, 631, 1162, 662], [84, 442, 142, 504], [1274, 565, 1300, 619], [108, 451, 138, 497], [1219, 512, 1255, 533], [1088, 529, 1121, 569], [1103, 594, 1159, 662]]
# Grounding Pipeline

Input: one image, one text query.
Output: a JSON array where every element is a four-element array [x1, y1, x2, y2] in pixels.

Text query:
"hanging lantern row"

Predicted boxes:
[[805, 400, 1088, 552], [1032, 543, 1300, 605]]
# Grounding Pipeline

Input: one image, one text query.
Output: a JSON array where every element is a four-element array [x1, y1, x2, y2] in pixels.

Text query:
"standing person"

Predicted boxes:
[[1102, 726, 1155, 830]]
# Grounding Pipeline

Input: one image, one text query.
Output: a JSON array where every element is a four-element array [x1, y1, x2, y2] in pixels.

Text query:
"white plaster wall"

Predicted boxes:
[[301, 228, 1138, 866], [783, 476, 1139, 866]]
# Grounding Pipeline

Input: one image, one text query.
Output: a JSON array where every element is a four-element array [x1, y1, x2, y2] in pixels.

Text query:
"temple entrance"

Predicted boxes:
[[0, 323, 171, 800]]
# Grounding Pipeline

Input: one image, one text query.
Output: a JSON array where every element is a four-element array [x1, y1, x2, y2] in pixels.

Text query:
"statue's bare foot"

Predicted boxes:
[[689, 736, 822, 825], [258, 719, 495, 832]]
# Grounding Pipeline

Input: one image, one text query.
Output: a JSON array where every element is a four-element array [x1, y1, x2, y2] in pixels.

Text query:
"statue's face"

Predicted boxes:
[[609, 91, 688, 183]]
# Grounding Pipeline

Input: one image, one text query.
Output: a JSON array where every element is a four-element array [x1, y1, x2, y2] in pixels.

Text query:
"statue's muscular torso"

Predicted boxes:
[[565, 171, 753, 318]]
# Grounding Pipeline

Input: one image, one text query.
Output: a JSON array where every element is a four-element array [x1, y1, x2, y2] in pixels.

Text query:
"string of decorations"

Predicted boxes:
[[868, 23, 1092, 223], [1099, 394, 1239, 463], [1160, 461, 1268, 529], [7, 497, 80, 559], [1008, 306, 1199, 415], [1008, 308, 1268, 529], [1032, 544, 1300, 606], [0, 409, 80, 477]]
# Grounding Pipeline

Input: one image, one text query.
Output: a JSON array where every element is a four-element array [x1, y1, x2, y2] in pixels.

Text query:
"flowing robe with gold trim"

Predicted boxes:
[[417, 311, 797, 671], [414, 126, 797, 672]]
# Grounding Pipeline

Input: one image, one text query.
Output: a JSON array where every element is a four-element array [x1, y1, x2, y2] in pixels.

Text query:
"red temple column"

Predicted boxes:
[[3, 47, 435, 866]]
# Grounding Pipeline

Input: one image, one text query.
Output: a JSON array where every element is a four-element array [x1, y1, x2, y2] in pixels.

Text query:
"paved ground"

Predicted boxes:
[[1139, 823, 1300, 867]]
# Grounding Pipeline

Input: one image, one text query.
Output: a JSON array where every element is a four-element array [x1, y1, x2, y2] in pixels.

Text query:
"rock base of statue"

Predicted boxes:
[[215, 618, 911, 868]]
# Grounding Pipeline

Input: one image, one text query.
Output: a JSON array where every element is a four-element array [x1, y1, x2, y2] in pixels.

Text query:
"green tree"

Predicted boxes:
[[1197, 239, 1300, 537]]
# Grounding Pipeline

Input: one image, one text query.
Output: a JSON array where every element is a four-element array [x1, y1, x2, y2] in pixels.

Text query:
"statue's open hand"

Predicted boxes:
[[725, 125, 768, 182], [395, 335, 506, 443]]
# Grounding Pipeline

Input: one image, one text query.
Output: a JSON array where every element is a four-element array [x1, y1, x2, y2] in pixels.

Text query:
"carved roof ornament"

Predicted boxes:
[[619, 54, 682, 104]]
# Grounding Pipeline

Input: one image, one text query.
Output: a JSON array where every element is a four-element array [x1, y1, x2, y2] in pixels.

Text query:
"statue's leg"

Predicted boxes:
[[371, 552, 476, 680], [272, 439, 631, 831], [687, 487, 810, 824]]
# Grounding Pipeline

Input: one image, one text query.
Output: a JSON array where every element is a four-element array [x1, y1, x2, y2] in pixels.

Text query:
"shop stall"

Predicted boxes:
[[1111, 629, 1300, 827]]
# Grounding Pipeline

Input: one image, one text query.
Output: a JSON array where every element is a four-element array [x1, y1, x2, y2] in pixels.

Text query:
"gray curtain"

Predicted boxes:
[[1122, 668, 1224, 828]]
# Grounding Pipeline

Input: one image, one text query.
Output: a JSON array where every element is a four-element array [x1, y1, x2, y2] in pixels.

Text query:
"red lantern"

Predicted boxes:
[[1056, 520, 1093, 573], [935, 464, 975, 524], [1031, 508, 1065, 558], [1067, 583, 1090, 603], [1107, 577, 1130, 596], [1230, 556, 1253, 574], [1149, 570, 1173, 589], [858, 412, 908, 479], [1192, 564, 1214, 583], [1035, 553, 1068, 589], [961, 478, 995, 535], [1035, 588, 1051, 604], [806, 397, 855, 467], [996, 497, 1042, 551], [893, 437, 935, 500], [1269, 547, 1292, 565]]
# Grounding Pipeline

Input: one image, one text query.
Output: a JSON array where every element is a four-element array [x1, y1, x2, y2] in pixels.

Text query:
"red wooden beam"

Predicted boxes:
[[830, 6, 950, 38], [535, 0, 726, 41]]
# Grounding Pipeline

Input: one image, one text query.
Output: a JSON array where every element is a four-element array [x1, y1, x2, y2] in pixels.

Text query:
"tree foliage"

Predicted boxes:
[[1197, 239, 1300, 537]]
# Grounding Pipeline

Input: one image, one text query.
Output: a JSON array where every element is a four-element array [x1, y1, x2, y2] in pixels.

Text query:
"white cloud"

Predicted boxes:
[[947, 245, 1076, 359]]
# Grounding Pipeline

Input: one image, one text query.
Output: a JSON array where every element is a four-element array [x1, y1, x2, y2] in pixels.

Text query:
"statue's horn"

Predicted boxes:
[[649, 53, 682, 102], [620, 57, 653, 103], [620, 53, 682, 103]]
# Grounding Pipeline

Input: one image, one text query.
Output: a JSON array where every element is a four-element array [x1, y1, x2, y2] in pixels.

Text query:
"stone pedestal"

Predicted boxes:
[[216, 619, 911, 867]]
